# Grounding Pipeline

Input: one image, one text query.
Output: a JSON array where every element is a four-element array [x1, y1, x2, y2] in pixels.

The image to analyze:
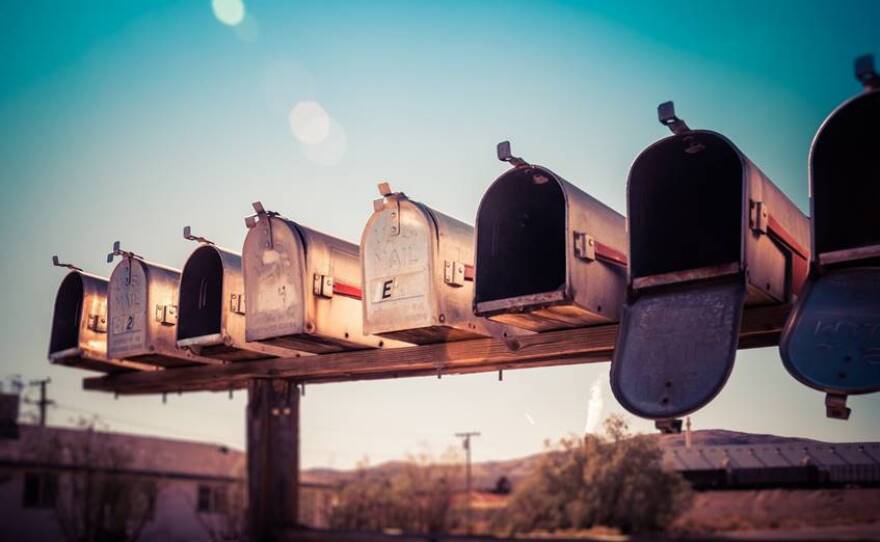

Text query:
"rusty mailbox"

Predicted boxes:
[[361, 183, 506, 344], [473, 142, 628, 332], [107, 242, 216, 367], [611, 102, 810, 426], [780, 55, 880, 419], [48, 256, 152, 373], [243, 202, 390, 353], [176, 227, 296, 362]]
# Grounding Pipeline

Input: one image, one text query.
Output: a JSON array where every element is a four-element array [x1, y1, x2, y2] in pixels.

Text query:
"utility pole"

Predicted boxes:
[[455, 431, 480, 534], [28, 378, 54, 427]]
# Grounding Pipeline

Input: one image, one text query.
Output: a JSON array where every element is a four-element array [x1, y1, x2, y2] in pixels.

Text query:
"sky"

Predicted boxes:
[[1, 0, 878, 470]]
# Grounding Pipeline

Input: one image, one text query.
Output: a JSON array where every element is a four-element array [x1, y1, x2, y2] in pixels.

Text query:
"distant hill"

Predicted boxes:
[[302, 429, 826, 489]]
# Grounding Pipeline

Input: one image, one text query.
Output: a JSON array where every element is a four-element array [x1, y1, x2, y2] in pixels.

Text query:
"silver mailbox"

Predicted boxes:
[[474, 142, 628, 332], [612, 102, 810, 423], [107, 243, 216, 367], [242, 202, 391, 353], [176, 228, 298, 362], [361, 183, 504, 344], [780, 55, 880, 419], [48, 257, 151, 373]]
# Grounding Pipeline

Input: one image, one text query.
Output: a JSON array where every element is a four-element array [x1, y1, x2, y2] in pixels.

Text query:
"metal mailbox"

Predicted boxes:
[[48, 256, 152, 373], [361, 183, 505, 344], [473, 142, 628, 332], [611, 102, 810, 425], [780, 55, 880, 419], [107, 242, 216, 367], [176, 227, 297, 362], [242, 202, 390, 353]]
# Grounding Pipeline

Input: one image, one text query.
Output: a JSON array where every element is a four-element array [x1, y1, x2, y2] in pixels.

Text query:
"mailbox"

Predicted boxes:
[[242, 202, 391, 353], [780, 55, 880, 419], [48, 257, 152, 373], [611, 102, 810, 424], [176, 227, 298, 362], [362, 183, 506, 344], [474, 142, 628, 332], [107, 242, 216, 367]]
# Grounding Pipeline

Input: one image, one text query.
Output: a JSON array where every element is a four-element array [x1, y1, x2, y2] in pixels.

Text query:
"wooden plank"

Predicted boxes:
[[83, 304, 790, 395], [248, 379, 300, 541]]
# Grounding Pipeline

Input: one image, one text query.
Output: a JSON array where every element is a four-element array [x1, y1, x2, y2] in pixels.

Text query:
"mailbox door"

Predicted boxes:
[[108, 258, 150, 360], [362, 199, 435, 336], [243, 217, 308, 346], [611, 277, 745, 419], [780, 268, 880, 394]]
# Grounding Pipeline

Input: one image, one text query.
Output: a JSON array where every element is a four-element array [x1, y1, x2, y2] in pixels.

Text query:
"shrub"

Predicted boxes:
[[495, 415, 692, 535]]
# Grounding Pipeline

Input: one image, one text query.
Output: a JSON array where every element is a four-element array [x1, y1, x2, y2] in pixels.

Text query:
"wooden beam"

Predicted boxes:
[[83, 304, 789, 395]]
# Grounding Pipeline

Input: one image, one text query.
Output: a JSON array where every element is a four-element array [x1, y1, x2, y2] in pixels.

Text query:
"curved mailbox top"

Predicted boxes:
[[614, 105, 809, 421], [474, 163, 627, 332], [243, 207, 387, 353], [177, 244, 292, 361], [362, 189, 496, 343]]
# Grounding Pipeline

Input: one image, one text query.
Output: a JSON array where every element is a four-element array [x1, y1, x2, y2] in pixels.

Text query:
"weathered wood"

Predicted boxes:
[[83, 304, 790, 395], [248, 379, 300, 542]]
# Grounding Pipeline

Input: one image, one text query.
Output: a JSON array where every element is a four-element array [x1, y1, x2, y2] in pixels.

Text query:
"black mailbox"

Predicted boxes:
[[612, 102, 810, 425], [780, 55, 880, 419]]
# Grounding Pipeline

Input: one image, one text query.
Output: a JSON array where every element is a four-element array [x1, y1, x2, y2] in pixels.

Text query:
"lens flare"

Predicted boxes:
[[289, 101, 330, 145], [212, 0, 245, 26]]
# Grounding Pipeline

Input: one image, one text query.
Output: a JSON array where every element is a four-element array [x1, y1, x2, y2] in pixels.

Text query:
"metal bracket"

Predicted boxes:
[[825, 393, 851, 420], [573, 232, 596, 261], [658, 101, 690, 135], [444, 260, 466, 287], [855, 54, 879, 91], [655, 418, 683, 434], [313, 274, 334, 298], [155, 304, 178, 326], [230, 293, 246, 315], [749, 200, 769, 234], [52, 255, 83, 272], [87, 313, 107, 333], [106, 241, 142, 264], [496, 141, 529, 168], [183, 226, 214, 245]]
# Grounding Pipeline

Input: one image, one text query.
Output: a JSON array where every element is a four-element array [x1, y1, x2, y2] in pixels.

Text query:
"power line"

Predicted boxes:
[[454, 431, 480, 534], [27, 378, 54, 427]]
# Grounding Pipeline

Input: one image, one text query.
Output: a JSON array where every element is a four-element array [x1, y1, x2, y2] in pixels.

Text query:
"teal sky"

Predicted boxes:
[[1, 1, 878, 469]]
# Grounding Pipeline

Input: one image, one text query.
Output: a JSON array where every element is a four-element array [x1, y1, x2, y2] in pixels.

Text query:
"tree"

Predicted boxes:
[[495, 415, 692, 535]]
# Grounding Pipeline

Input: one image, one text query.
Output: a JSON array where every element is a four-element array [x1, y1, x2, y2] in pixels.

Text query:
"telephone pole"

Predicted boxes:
[[455, 431, 480, 534], [28, 378, 54, 427]]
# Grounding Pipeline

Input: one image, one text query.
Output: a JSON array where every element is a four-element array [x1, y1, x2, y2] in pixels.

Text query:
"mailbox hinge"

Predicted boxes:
[[155, 304, 178, 326], [230, 293, 246, 315], [574, 232, 628, 267], [87, 313, 107, 333], [444, 261, 474, 287], [825, 393, 851, 420], [749, 200, 769, 234]]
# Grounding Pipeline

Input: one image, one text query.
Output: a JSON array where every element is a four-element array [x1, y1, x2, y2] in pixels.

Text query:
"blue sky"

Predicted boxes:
[[1, 1, 878, 469]]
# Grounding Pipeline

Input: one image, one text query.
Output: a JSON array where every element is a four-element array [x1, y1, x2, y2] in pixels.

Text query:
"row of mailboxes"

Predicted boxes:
[[48, 55, 878, 424]]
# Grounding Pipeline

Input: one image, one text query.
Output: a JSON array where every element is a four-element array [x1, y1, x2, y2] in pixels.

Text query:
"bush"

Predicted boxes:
[[495, 415, 692, 535]]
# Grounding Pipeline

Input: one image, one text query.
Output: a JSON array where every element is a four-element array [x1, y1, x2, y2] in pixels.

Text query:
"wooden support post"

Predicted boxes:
[[247, 379, 300, 541]]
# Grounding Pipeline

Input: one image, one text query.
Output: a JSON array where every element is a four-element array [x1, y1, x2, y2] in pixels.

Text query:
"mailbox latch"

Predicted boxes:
[[155, 304, 178, 326], [230, 293, 246, 315], [313, 274, 335, 298], [574, 232, 597, 261], [87, 313, 107, 333], [749, 199, 769, 234], [444, 261, 466, 287]]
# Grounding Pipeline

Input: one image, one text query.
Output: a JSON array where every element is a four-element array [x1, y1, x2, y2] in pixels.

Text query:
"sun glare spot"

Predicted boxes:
[[289, 101, 331, 145], [212, 0, 245, 26]]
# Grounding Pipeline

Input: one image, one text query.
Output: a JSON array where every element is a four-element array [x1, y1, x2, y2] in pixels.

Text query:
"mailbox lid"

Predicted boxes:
[[611, 277, 745, 419], [810, 90, 880, 264], [628, 130, 746, 286], [243, 216, 308, 342], [49, 271, 113, 367], [108, 258, 182, 361], [780, 267, 880, 395], [362, 197, 437, 333]]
